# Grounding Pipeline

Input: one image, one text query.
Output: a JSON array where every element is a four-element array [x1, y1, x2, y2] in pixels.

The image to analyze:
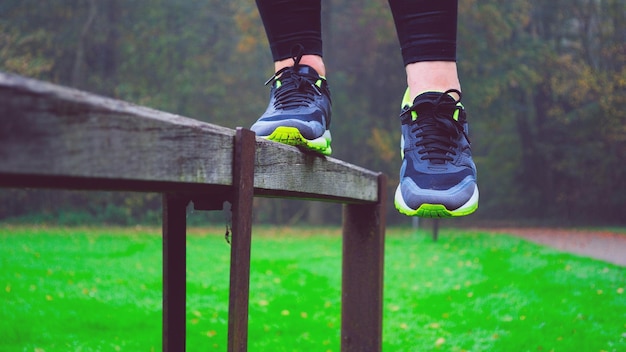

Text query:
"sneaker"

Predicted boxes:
[[394, 89, 479, 218], [251, 57, 332, 155]]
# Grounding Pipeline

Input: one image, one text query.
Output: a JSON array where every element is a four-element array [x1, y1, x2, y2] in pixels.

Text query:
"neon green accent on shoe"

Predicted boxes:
[[401, 90, 419, 120], [394, 183, 479, 218], [402, 87, 412, 107], [265, 126, 332, 156], [394, 201, 478, 218], [452, 103, 464, 121]]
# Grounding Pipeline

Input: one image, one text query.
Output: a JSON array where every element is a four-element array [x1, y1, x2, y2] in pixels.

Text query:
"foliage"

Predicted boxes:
[[0, 190, 162, 226], [1, 226, 624, 350], [0, 0, 624, 225], [456, 0, 626, 223]]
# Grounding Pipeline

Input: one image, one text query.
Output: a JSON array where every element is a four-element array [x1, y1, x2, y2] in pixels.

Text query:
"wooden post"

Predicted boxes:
[[227, 128, 256, 352], [341, 174, 387, 352], [162, 194, 189, 352]]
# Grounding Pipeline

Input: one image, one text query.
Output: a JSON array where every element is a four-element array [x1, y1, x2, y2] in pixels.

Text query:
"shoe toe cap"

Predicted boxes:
[[251, 117, 325, 140], [398, 175, 477, 211]]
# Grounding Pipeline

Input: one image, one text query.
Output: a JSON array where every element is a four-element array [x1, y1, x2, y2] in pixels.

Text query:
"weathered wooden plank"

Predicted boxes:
[[0, 71, 379, 202], [0, 72, 235, 191], [253, 140, 380, 202]]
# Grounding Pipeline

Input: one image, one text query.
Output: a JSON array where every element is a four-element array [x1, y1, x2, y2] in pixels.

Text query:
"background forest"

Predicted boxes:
[[1, 0, 624, 226]]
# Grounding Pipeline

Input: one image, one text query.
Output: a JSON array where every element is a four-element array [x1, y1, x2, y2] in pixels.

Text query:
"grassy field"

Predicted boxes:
[[0, 225, 624, 351]]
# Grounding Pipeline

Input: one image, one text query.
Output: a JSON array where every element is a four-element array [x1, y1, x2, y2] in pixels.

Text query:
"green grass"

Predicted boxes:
[[0, 225, 624, 351]]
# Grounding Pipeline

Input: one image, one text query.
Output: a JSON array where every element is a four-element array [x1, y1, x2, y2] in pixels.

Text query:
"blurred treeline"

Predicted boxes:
[[1, 0, 624, 226]]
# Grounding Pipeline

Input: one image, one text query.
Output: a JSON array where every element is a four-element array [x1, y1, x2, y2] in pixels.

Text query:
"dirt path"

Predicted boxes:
[[487, 228, 626, 267]]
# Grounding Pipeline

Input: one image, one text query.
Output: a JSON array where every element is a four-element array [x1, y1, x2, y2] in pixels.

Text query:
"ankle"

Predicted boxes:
[[274, 55, 327, 77], [406, 61, 461, 101]]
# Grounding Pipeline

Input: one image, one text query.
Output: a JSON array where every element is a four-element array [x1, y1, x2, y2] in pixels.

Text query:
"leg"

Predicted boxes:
[[255, 0, 324, 62], [405, 61, 461, 101], [388, 0, 461, 100], [389, 0, 479, 217], [255, 0, 326, 75], [252, 0, 333, 155]]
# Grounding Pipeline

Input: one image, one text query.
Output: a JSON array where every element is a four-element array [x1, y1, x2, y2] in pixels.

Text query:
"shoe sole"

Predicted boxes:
[[394, 184, 479, 218], [264, 126, 332, 156]]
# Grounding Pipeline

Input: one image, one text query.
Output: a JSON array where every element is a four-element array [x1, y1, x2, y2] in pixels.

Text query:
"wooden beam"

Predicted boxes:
[[341, 174, 387, 352], [0, 72, 235, 188], [227, 128, 256, 351], [162, 194, 189, 352], [0, 72, 378, 203], [253, 142, 379, 203]]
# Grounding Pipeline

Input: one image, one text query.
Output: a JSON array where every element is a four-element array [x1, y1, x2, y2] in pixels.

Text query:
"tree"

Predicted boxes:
[[1, 0, 624, 225]]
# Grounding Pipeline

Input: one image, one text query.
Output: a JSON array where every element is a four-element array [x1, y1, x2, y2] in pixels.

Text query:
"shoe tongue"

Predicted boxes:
[[412, 92, 455, 109], [292, 64, 320, 79], [410, 92, 457, 120]]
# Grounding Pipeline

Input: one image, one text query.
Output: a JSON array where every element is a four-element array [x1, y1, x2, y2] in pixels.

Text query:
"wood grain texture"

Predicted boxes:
[[253, 139, 380, 202], [0, 71, 379, 203], [0, 72, 235, 189]]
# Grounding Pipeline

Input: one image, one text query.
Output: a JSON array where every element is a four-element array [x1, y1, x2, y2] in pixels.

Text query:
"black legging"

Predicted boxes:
[[255, 0, 458, 66]]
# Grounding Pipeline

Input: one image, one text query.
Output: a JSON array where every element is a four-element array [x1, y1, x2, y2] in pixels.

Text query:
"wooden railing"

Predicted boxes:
[[0, 71, 386, 351]]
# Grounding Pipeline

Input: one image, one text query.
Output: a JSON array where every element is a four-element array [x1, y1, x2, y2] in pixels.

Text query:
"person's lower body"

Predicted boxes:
[[388, 0, 479, 217], [251, 0, 332, 155], [252, 0, 478, 217]]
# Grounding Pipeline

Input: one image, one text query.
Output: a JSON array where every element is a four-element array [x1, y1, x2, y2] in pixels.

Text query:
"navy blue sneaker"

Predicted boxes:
[[394, 89, 479, 218], [251, 56, 332, 155]]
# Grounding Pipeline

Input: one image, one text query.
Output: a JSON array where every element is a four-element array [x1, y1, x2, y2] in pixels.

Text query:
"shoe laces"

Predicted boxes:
[[264, 45, 323, 110], [400, 89, 470, 164]]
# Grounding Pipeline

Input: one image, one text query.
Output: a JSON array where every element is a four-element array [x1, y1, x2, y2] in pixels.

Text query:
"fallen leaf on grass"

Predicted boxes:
[[435, 337, 445, 347]]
